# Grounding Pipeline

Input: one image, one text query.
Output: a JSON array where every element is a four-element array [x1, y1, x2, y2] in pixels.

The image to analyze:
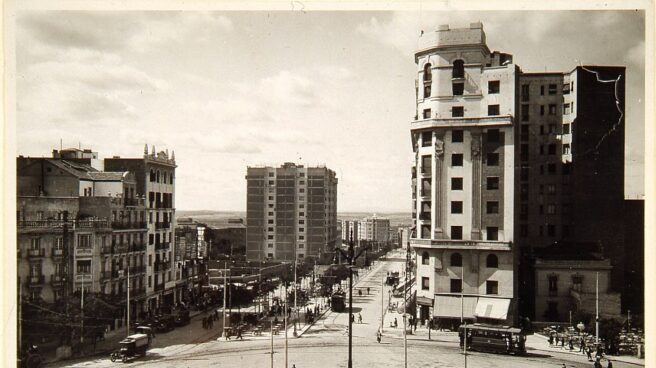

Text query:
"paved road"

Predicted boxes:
[[52, 251, 641, 368]]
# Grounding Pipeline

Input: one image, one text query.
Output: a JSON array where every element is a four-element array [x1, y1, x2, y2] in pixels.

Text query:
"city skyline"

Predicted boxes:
[[14, 9, 645, 212]]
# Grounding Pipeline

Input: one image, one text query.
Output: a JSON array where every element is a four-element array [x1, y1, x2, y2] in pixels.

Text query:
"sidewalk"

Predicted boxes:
[[526, 333, 645, 366]]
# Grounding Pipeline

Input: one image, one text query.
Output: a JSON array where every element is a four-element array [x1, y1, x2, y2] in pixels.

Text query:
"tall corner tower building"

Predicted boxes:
[[410, 23, 519, 326]]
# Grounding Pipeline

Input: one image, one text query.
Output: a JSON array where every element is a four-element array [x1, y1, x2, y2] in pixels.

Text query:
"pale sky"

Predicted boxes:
[[15, 9, 645, 211]]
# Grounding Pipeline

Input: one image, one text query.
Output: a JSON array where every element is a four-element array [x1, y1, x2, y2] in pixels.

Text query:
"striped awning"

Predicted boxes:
[[475, 297, 510, 320], [433, 295, 477, 319], [416, 296, 433, 306]]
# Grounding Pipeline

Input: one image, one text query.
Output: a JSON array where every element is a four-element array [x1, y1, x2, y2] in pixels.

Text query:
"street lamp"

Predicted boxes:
[[334, 233, 368, 368]]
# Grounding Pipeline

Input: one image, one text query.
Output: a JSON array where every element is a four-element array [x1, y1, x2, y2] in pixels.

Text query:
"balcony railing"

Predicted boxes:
[[27, 248, 45, 258], [130, 265, 146, 274], [27, 274, 45, 286], [154, 261, 170, 272], [112, 221, 148, 230], [50, 274, 66, 287], [155, 222, 171, 230], [154, 283, 165, 291], [419, 212, 432, 221], [75, 247, 93, 257], [75, 274, 92, 283], [52, 248, 64, 258], [410, 238, 512, 251], [155, 242, 170, 251], [17, 219, 111, 229]]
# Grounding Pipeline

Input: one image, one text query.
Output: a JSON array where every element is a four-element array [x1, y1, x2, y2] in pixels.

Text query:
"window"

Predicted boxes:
[[487, 129, 500, 143], [299, 228, 304, 232], [268, 243, 274, 248], [421, 225, 431, 239], [422, 277, 430, 290], [78, 234, 91, 248], [540, 85, 545, 95], [268, 172, 274, 177], [422, 155, 432, 173], [421, 251, 429, 265], [488, 80, 500, 94], [423, 109, 432, 119], [299, 212, 305, 216], [452, 82, 464, 96], [423, 63, 432, 98], [488, 104, 500, 116], [156, 170, 160, 183], [268, 180, 274, 185], [452, 130, 464, 143], [298, 243, 304, 249], [487, 227, 499, 241], [563, 103, 571, 115], [268, 253, 274, 259], [486, 153, 499, 166], [451, 154, 463, 167], [540, 125, 545, 135], [268, 219, 274, 224], [521, 104, 529, 121], [548, 275, 558, 295], [268, 211, 274, 216], [30, 238, 40, 250], [298, 219, 305, 225], [548, 144, 557, 155], [267, 235, 274, 240], [421, 131, 432, 147], [548, 163, 557, 174], [452, 59, 464, 78], [77, 260, 91, 274], [547, 204, 556, 215], [520, 166, 529, 181], [450, 253, 462, 267], [299, 188, 305, 193], [548, 123, 556, 134], [547, 224, 556, 237], [486, 280, 499, 295], [421, 178, 431, 196], [486, 201, 499, 214], [451, 201, 463, 214], [487, 177, 499, 190], [299, 235, 305, 240], [150, 170, 156, 182], [548, 104, 557, 115], [520, 183, 529, 201], [486, 254, 499, 268], [450, 279, 462, 293], [424, 84, 431, 98], [540, 105, 545, 116], [268, 196, 274, 200], [572, 275, 583, 292], [521, 84, 529, 101], [452, 106, 464, 117], [268, 204, 274, 208], [451, 226, 463, 240], [563, 144, 571, 155], [451, 177, 463, 190], [548, 84, 557, 95], [563, 124, 571, 134], [520, 224, 528, 237], [148, 276, 152, 287]]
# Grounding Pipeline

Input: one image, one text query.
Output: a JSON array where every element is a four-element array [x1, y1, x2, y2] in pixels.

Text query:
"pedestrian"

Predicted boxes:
[[376, 330, 382, 343], [593, 358, 602, 368], [236, 327, 243, 340], [561, 336, 565, 348], [358, 313, 362, 324], [394, 318, 398, 328], [606, 359, 613, 368], [367, 287, 370, 295], [561, 364, 566, 368], [580, 337, 586, 352], [569, 338, 574, 350], [586, 346, 593, 361], [549, 334, 554, 346]]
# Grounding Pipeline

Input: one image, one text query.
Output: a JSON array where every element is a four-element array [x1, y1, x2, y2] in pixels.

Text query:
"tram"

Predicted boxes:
[[458, 323, 526, 355]]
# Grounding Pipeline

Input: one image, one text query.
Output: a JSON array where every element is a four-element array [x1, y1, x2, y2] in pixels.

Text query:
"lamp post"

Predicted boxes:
[[334, 233, 368, 368]]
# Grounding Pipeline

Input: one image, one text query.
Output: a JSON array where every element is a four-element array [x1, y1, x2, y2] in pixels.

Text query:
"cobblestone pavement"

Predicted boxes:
[[49, 251, 644, 368]]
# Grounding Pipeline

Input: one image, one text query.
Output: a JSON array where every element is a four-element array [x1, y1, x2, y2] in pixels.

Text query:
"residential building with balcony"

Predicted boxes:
[[104, 144, 177, 310], [246, 162, 338, 262], [410, 23, 518, 327]]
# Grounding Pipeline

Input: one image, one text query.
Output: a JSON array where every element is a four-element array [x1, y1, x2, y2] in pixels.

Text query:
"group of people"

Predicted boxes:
[[202, 310, 219, 330]]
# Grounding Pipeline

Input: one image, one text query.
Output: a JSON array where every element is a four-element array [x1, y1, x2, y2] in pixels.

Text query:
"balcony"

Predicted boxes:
[[123, 198, 145, 207], [75, 273, 92, 283], [27, 274, 45, 286], [419, 212, 432, 221], [27, 248, 45, 258], [50, 274, 66, 288], [155, 242, 170, 251], [411, 115, 513, 132], [155, 222, 170, 230], [51, 248, 64, 259], [76, 219, 112, 229], [112, 221, 148, 230], [130, 265, 146, 274], [154, 261, 170, 272], [154, 283, 165, 291], [75, 247, 93, 257], [410, 238, 512, 251]]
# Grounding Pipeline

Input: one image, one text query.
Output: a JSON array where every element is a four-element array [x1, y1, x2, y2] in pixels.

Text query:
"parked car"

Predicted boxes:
[[110, 334, 150, 363]]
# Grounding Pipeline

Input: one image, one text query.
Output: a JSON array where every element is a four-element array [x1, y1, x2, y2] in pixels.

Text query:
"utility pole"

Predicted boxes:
[[380, 276, 384, 333], [294, 260, 298, 337], [403, 237, 411, 368], [270, 317, 274, 368], [127, 248, 131, 337], [595, 271, 599, 345], [335, 232, 368, 368], [223, 261, 228, 336], [461, 264, 467, 368], [81, 267, 84, 345], [284, 283, 288, 368]]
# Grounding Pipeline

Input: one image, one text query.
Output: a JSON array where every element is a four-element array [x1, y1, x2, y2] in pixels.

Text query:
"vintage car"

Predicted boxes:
[[110, 334, 150, 363]]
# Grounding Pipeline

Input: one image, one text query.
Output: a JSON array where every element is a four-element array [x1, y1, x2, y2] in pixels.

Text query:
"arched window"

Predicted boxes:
[[156, 170, 160, 183], [170, 173, 174, 184], [422, 251, 430, 265], [450, 252, 462, 267], [423, 63, 432, 83], [486, 254, 499, 268], [452, 59, 465, 78], [150, 169, 155, 182], [423, 63, 432, 98], [163, 172, 168, 184]]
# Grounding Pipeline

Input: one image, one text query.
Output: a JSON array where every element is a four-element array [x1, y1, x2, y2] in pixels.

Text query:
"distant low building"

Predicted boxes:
[[533, 243, 621, 322]]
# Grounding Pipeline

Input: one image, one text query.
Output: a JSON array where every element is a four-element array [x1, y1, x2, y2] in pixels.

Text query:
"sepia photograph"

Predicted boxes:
[[3, 2, 653, 368]]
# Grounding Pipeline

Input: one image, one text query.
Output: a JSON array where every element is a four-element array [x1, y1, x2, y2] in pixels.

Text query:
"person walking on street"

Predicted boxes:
[[580, 337, 586, 353], [593, 358, 602, 368], [606, 359, 613, 368], [376, 330, 382, 343], [586, 346, 593, 361]]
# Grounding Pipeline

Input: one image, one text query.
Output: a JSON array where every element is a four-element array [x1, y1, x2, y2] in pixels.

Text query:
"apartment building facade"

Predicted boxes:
[[410, 23, 518, 326], [246, 163, 338, 262], [104, 144, 178, 310]]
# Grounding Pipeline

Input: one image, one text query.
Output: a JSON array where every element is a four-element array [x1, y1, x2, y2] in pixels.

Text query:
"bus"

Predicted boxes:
[[458, 323, 526, 355]]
